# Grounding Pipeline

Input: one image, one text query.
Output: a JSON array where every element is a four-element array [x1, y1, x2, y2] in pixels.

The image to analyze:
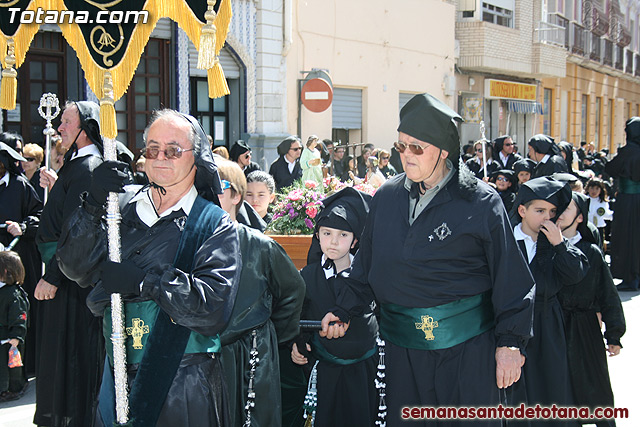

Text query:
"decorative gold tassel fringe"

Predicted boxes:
[[207, 58, 229, 98], [1, 38, 17, 111], [100, 71, 118, 139], [214, 0, 232, 54], [197, 0, 218, 69]]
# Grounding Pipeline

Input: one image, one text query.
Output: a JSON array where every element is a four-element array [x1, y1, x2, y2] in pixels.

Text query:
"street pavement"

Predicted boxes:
[[1, 290, 638, 426]]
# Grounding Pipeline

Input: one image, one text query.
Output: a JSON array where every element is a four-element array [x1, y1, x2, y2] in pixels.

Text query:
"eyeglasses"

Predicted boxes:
[[496, 177, 509, 182], [24, 157, 36, 162], [221, 179, 231, 191], [145, 145, 194, 160], [244, 152, 251, 159], [394, 141, 426, 155], [503, 143, 514, 147], [289, 147, 302, 152], [380, 156, 390, 160], [475, 148, 484, 152]]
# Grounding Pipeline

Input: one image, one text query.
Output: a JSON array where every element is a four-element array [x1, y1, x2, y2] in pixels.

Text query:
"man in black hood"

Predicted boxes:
[[269, 136, 303, 191], [56, 109, 241, 426], [33, 100, 105, 427], [605, 116, 640, 291], [493, 135, 521, 170], [528, 134, 568, 178], [230, 140, 261, 177], [322, 93, 535, 427]]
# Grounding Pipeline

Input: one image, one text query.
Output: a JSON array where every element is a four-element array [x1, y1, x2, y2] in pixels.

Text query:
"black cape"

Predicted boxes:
[[532, 155, 569, 178], [269, 156, 302, 191]]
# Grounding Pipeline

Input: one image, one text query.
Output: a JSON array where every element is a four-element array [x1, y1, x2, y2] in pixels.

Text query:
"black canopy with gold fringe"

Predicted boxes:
[[0, 0, 232, 138]]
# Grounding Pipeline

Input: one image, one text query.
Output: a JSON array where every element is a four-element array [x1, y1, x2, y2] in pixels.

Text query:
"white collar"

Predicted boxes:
[[0, 281, 6, 289], [540, 154, 550, 164], [0, 171, 9, 187], [71, 144, 102, 161], [567, 231, 582, 246], [321, 253, 354, 279], [129, 185, 198, 227], [500, 151, 509, 164], [514, 223, 537, 263]]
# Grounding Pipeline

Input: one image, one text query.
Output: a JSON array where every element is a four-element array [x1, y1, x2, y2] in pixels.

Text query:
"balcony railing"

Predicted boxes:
[[625, 48, 634, 74], [603, 38, 613, 67], [536, 21, 566, 47], [568, 21, 587, 56]]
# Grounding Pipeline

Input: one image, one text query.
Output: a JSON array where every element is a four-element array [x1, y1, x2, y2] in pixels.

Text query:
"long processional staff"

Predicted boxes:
[[321, 94, 536, 427]]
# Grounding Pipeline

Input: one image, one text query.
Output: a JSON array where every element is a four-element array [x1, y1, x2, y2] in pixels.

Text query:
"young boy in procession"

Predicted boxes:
[[511, 177, 588, 426], [556, 192, 625, 427], [245, 170, 277, 224], [490, 169, 517, 212], [0, 250, 28, 402], [291, 187, 379, 427], [513, 158, 536, 187]]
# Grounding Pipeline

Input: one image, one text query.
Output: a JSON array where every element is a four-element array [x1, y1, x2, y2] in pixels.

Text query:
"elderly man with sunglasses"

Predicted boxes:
[[269, 135, 303, 191], [493, 135, 522, 170], [321, 94, 535, 427], [55, 109, 241, 427]]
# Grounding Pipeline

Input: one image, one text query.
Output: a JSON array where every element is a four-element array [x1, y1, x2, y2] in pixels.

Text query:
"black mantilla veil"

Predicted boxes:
[[0, 141, 26, 176]]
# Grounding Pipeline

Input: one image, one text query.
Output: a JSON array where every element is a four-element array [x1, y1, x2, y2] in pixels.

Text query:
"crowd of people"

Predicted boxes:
[[0, 93, 635, 427]]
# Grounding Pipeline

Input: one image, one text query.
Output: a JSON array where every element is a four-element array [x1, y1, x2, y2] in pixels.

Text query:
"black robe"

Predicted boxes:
[[56, 188, 241, 427], [0, 173, 42, 376], [33, 151, 104, 427], [219, 224, 305, 427], [269, 156, 302, 191], [532, 155, 568, 178], [605, 142, 640, 281], [558, 238, 625, 411], [465, 157, 499, 179], [495, 152, 523, 170], [29, 169, 45, 203], [328, 157, 345, 179], [340, 170, 535, 427], [380, 164, 397, 179], [512, 235, 588, 427], [498, 190, 517, 213], [0, 283, 28, 394], [300, 262, 378, 427]]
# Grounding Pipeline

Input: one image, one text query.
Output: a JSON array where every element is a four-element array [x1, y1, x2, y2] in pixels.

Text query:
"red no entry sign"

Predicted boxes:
[[301, 78, 333, 113]]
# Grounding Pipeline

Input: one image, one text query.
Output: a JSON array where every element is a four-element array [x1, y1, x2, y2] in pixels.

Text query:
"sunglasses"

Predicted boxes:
[[394, 141, 426, 155], [24, 157, 36, 162], [221, 179, 231, 191], [496, 177, 509, 182], [145, 145, 194, 160], [475, 148, 484, 152], [244, 152, 251, 159], [290, 147, 302, 152], [380, 156, 390, 160], [503, 143, 514, 147]]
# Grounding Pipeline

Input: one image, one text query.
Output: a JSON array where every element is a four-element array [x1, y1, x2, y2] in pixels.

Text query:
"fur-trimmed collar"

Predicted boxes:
[[456, 158, 478, 200]]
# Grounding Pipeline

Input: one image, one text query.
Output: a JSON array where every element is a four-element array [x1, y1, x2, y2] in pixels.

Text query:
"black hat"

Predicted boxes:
[[513, 158, 535, 174], [551, 172, 579, 185], [512, 177, 571, 224], [568, 191, 597, 244], [557, 141, 574, 167], [491, 169, 516, 187], [229, 140, 251, 162], [315, 187, 372, 240], [116, 140, 134, 163], [277, 136, 301, 156], [75, 101, 103, 152], [528, 134, 560, 156], [493, 135, 510, 153], [625, 117, 640, 145], [0, 141, 26, 175], [397, 93, 463, 161]]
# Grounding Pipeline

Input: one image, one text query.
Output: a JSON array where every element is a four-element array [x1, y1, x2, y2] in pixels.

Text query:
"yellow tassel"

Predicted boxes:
[[214, 0, 233, 54], [197, 0, 218, 69], [207, 59, 229, 98], [0, 38, 17, 110], [100, 72, 118, 139]]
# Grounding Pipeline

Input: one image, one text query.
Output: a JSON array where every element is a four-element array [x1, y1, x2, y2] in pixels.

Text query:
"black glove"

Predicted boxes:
[[87, 160, 129, 207], [100, 260, 146, 295]]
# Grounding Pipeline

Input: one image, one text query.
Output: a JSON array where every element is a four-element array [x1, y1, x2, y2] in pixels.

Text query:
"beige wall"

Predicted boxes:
[[285, 0, 457, 150], [541, 63, 640, 154]]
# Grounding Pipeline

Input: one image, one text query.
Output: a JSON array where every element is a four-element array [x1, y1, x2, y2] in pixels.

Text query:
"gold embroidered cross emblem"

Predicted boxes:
[[415, 315, 439, 341], [126, 318, 150, 349]]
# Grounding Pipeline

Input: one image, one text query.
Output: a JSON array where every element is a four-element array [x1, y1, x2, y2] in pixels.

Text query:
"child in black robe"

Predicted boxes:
[[0, 251, 29, 402], [557, 192, 625, 427], [291, 187, 378, 427], [490, 169, 517, 212], [511, 177, 588, 426]]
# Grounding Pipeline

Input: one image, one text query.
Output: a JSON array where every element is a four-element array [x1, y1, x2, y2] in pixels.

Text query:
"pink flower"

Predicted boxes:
[[288, 189, 303, 201], [306, 206, 318, 219], [305, 180, 318, 189]]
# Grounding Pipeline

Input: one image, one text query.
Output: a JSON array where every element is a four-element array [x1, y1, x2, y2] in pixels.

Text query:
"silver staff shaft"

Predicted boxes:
[[480, 121, 488, 179], [38, 93, 60, 205], [103, 136, 129, 423]]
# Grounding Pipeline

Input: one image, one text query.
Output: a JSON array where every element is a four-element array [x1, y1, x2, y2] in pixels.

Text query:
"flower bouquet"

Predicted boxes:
[[266, 180, 325, 235]]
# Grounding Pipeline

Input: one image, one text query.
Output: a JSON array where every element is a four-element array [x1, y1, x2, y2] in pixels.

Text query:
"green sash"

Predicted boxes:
[[310, 334, 377, 366], [380, 291, 495, 350], [37, 242, 57, 265], [619, 177, 640, 194]]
